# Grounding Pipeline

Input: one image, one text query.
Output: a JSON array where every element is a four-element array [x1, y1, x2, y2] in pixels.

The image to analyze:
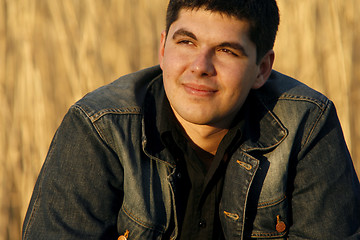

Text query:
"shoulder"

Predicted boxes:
[[252, 71, 335, 139], [257, 70, 331, 110], [73, 65, 163, 119]]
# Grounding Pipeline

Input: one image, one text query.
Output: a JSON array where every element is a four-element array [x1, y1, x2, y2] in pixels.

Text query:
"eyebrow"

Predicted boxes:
[[172, 28, 197, 40], [172, 28, 248, 57]]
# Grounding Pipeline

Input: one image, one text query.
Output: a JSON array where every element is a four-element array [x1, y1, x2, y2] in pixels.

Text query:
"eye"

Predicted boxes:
[[177, 39, 194, 45], [218, 48, 239, 57]]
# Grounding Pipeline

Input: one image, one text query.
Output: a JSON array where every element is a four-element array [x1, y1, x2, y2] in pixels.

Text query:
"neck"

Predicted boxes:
[[178, 119, 229, 155]]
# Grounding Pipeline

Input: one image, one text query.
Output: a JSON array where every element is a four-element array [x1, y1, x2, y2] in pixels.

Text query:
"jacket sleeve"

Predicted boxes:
[[22, 105, 124, 239], [288, 101, 360, 239]]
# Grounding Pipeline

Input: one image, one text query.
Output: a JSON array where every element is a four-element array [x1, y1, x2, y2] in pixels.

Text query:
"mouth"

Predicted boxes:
[[183, 83, 218, 96]]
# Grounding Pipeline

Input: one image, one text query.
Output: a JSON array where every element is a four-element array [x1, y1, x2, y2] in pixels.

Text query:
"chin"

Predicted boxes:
[[178, 112, 209, 124], [183, 113, 220, 126]]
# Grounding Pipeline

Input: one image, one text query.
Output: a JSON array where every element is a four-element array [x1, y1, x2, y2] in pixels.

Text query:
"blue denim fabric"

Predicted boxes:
[[23, 66, 360, 239]]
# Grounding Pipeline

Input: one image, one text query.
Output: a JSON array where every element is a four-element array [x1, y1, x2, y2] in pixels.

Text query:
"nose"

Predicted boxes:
[[190, 50, 216, 77]]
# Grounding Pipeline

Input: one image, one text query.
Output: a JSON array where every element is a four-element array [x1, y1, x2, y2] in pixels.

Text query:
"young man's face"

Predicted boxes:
[[159, 8, 272, 129]]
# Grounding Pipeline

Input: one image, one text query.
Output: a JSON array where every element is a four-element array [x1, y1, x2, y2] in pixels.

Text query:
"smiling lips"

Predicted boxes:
[[183, 83, 218, 97]]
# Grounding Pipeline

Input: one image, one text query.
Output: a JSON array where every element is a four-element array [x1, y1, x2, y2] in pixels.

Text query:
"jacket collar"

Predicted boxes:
[[239, 91, 288, 152]]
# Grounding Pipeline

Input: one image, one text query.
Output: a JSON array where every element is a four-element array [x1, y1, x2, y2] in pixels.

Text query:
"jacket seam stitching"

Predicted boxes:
[[23, 141, 55, 239], [278, 95, 328, 111], [302, 100, 330, 148], [240, 151, 260, 238], [75, 105, 116, 147], [257, 195, 287, 209], [22, 180, 42, 239], [92, 108, 142, 122], [251, 230, 287, 237]]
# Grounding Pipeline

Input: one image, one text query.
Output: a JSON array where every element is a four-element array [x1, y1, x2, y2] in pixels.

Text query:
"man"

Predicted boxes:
[[23, 0, 360, 239]]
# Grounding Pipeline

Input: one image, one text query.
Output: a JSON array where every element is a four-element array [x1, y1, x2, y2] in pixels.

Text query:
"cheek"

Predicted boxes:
[[161, 55, 188, 89], [219, 68, 247, 90], [162, 73, 173, 94], [220, 70, 256, 103], [227, 66, 257, 89], [163, 44, 193, 69], [162, 70, 179, 99], [161, 54, 181, 77]]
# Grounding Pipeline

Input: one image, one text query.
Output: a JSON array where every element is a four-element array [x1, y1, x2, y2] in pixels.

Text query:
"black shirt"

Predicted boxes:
[[160, 97, 246, 239]]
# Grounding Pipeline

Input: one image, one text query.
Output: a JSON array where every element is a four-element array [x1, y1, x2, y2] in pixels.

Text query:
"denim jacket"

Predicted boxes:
[[23, 66, 360, 239]]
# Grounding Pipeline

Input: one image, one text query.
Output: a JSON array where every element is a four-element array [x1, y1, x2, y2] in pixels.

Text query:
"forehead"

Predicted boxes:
[[169, 8, 251, 42]]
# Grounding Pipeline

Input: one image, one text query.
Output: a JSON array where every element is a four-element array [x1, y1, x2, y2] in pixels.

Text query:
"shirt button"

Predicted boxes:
[[176, 172, 182, 179], [198, 219, 207, 228]]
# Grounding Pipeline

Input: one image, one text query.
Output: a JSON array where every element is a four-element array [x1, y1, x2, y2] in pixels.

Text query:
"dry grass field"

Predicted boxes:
[[1, 0, 359, 239]]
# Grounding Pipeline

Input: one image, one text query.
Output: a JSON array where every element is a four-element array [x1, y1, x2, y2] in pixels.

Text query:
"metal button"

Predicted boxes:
[[118, 230, 129, 240], [276, 215, 286, 233], [176, 172, 182, 179], [198, 219, 207, 228]]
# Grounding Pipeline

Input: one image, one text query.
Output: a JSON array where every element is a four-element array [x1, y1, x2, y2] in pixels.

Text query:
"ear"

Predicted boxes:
[[159, 31, 167, 69], [252, 50, 275, 89]]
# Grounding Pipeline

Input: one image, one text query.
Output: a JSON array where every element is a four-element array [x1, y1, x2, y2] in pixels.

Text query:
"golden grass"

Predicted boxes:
[[0, 0, 359, 239]]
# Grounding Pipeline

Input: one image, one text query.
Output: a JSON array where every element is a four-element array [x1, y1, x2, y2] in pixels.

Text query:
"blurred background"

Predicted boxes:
[[1, 0, 359, 239]]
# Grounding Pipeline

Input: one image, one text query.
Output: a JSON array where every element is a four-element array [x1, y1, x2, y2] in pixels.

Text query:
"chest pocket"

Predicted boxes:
[[246, 195, 289, 239], [115, 162, 173, 240], [117, 201, 167, 240]]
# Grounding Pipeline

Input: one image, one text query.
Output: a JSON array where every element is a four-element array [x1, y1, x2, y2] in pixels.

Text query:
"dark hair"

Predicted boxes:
[[165, 0, 280, 63]]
